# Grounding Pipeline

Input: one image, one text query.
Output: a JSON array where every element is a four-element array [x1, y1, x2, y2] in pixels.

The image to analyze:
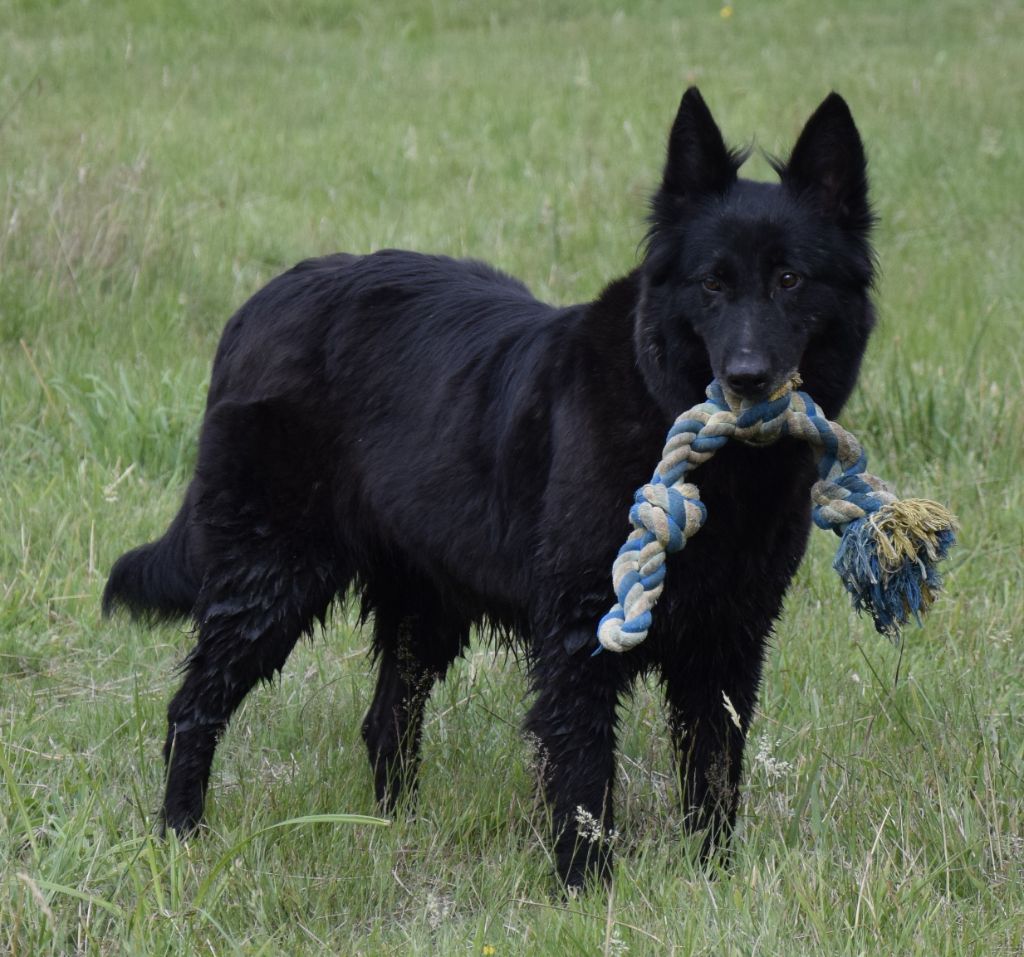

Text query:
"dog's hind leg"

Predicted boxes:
[[361, 600, 469, 811], [159, 398, 341, 836], [162, 559, 337, 834]]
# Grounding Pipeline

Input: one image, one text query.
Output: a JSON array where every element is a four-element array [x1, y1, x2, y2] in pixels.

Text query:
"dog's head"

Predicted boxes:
[[636, 88, 876, 418]]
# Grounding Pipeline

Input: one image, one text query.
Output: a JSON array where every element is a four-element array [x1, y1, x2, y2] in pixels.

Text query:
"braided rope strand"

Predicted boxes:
[[596, 378, 956, 653]]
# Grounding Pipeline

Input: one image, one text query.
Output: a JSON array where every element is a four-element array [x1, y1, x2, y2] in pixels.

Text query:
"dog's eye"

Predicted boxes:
[[779, 271, 801, 289], [701, 276, 723, 293]]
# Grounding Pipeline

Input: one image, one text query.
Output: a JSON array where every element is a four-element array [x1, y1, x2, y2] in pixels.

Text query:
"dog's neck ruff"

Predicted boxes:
[[596, 377, 957, 654]]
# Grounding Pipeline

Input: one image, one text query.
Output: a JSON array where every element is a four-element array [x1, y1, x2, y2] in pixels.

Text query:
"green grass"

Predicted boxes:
[[2, 0, 1022, 952]]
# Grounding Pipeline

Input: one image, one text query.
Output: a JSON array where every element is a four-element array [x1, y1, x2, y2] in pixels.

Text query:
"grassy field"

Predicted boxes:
[[2, 0, 1022, 953]]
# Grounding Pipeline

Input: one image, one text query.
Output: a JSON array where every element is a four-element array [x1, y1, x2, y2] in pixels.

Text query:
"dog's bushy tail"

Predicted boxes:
[[102, 486, 201, 620]]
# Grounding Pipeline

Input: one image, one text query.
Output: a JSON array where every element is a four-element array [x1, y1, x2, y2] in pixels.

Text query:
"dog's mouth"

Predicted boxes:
[[717, 370, 802, 411], [713, 353, 801, 405]]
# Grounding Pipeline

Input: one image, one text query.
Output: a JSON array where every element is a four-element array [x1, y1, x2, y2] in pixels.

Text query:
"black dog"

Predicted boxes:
[[104, 88, 875, 890]]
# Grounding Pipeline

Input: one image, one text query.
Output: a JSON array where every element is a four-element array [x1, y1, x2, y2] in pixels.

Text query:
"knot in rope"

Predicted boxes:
[[596, 377, 957, 654]]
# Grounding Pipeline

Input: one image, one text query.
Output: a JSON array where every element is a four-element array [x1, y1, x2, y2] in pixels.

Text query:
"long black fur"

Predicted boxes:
[[104, 88, 876, 890]]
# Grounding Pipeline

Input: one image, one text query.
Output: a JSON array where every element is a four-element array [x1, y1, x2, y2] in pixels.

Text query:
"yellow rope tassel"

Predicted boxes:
[[868, 500, 960, 573]]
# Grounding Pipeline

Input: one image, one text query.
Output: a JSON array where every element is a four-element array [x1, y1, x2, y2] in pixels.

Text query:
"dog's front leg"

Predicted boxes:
[[660, 632, 765, 866], [525, 631, 627, 892]]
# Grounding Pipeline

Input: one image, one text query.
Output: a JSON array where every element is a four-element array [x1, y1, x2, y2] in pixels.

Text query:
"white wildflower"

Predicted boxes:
[[753, 733, 793, 784], [573, 805, 617, 845]]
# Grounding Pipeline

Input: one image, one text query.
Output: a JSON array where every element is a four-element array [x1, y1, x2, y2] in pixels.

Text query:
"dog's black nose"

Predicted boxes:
[[723, 358, 771, 399]]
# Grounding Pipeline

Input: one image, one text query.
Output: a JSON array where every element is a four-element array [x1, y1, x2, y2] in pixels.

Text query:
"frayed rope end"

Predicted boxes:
[[833, 499, 958, 640]]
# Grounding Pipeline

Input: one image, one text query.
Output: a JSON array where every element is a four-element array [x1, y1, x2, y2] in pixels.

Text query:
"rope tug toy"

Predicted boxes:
[[597, 375, 957, 654]]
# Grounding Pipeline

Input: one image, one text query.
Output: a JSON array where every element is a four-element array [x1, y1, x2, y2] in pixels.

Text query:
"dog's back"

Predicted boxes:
[[105, 250, 582, 621]]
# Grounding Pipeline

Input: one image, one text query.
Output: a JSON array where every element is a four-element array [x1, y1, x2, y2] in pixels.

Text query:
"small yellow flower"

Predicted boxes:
[[482, 947, 496, 956], [720, 4, 734, 17]]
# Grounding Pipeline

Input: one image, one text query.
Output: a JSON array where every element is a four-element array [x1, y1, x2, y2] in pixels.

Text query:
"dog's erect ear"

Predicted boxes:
[[780, 93, 871, 231], [661, 87, 739, 199]]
